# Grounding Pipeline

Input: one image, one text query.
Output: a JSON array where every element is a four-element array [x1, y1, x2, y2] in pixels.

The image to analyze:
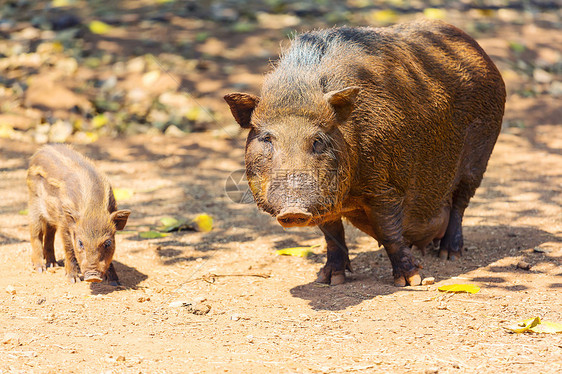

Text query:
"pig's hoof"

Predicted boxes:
[[394, 272, 422, 287], [34, 265, 46, 273], [316, 265, 346, 286], [438, 248, 461, 261], [46, 262, 58, 268]]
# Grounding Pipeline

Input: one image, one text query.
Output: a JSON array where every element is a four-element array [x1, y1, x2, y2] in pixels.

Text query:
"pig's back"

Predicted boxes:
[[27, 144, 112, 214]]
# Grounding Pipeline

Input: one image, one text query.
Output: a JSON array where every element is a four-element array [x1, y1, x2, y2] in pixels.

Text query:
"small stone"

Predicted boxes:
[[36, 297, 46, 305], [192, 304, 211, 315], [164, 124, 185, 137], [2, 332, 19, 345], [116, 356, 126, 362], [533, 246, 551, 253], [516, 261, 531, 270], [49, 120, 73, 143], [246, 335, 254, 343], [169, 300, 190, 308], [422, 277, 435, 285], [137, 296, 150, 303], [5, 285, 16, 295], [230, 314, 240, 321], [533, 68, 552, 84]]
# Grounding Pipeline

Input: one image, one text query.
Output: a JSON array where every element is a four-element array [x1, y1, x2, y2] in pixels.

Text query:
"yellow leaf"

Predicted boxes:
[[139, 231, 168, 239], [193, 214, 213, 232], [438, 284, 480, 294], [0, 123, 14, 139], [113, 188, 134, 201], [531, 321, 562, 333], [85, 131, 99, 143], [506, 317, 562, 333], [276, 245, 320, 258], [92, 114, 108, 129], [89, 20, 112, 35], [371, 9, 398, 24], [423, 8, 446, 20]]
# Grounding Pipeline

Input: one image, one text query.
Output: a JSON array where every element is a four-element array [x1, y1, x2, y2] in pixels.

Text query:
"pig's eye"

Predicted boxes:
[[103, 239, 112, 249], [312, 137, 327, 154], [260, 134, 272, 144], [77, 239, 84, 251]]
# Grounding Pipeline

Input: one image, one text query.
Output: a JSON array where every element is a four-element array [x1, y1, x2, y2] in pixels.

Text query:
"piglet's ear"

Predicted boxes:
[[223, 93, 260, 129], [324, 86, 360, 123], [111, 210, 131, 231], [63, 206, 78, 225]]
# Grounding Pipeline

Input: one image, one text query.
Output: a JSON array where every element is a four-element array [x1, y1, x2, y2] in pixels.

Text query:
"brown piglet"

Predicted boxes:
[[26, 144, 130, 285]]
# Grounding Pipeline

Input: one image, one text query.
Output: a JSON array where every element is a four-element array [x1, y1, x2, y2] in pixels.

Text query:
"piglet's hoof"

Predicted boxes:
[[66, 273, 82, 284], [316, 265, 346, 286]]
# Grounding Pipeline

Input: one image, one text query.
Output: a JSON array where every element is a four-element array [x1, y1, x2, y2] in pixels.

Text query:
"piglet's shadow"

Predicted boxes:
[[89, 260, 147, 295]]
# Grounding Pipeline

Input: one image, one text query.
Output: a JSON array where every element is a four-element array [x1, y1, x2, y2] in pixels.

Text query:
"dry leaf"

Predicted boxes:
[[89, 20, 112, 35]]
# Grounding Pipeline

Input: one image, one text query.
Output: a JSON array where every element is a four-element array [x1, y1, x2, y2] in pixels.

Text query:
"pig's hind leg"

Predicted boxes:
[[316, 219, 352, 286]]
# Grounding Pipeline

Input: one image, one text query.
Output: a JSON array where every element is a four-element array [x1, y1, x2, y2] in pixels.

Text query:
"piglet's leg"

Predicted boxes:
[[61, 230, 81, 283], [316, 219, 352, 286], [30, 218, 45, 272], [105, 263, 121, 286], [43, 223, 57, 268]]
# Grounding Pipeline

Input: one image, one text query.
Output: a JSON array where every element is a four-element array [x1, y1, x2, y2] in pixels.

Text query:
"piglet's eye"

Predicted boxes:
[[312, 137, 327, 154], [260, 134, 272, 143], [103, 240, 112, 249]]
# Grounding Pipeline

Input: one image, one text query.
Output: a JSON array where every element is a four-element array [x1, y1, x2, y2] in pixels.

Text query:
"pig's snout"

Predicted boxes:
[[277, 207, 313, 228], [83, 270, 103, 283]]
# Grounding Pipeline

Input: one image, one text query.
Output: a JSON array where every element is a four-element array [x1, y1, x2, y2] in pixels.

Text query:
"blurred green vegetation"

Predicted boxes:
[[0, 0, 560, 143]]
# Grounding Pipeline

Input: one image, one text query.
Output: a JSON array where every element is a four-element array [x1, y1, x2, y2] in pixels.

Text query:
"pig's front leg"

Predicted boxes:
[[367, 204, 422, 286], [61, 230, 81, 283], [316, 219, 352, 286], [105, 263, 121, 286]]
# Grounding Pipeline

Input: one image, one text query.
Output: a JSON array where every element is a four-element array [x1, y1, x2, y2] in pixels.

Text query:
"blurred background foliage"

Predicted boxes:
[[0, 0, 560, 143]]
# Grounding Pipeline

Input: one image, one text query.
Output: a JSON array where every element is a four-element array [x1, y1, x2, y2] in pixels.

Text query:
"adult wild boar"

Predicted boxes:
[[224, 20, 505, 286], [27, 144, 130, 285]]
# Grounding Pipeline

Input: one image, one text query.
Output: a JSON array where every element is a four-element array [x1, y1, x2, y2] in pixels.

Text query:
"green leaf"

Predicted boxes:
[[139, 231, 169, 239], [157, 216, 190, 232], [438, 284, 480, 294], [91, 114, 108, 129]]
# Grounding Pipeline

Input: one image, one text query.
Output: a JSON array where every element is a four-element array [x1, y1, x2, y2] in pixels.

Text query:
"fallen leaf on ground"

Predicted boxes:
[[438, 284, 480, 294], [139, 231, 169, 239], [89, 20, 112, 35], [506, 317, 562, 333], [193, 214, 213, 232], [158, 216, 190, 232], [276, 245, 320, 258], [113, 188, 133, 201]]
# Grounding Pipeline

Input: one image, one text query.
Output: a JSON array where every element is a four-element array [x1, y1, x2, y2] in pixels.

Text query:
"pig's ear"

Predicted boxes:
[[111, 210, 131, 231], [223, 93, 260, 128], [325, 86, 360, 123]]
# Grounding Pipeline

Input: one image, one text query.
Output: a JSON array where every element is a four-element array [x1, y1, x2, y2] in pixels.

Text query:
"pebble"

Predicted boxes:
[[422, 277, 435, 285], [517, 261, 531, 270], [5, 285, 16, 295], [2, 332, 19, 345], [230, 314, 240, 321]]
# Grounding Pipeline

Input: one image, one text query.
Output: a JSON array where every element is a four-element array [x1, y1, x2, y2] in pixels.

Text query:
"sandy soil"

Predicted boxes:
[[1, 8, 562, 374]]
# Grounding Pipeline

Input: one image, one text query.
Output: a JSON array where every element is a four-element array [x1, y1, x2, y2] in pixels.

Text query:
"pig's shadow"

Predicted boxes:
[[290, 225, 561, 311], [89, 260, 147, 295]]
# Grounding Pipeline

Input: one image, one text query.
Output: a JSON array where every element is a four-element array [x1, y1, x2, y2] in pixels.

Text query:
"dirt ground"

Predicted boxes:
[[1, 3, 562, 374]]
